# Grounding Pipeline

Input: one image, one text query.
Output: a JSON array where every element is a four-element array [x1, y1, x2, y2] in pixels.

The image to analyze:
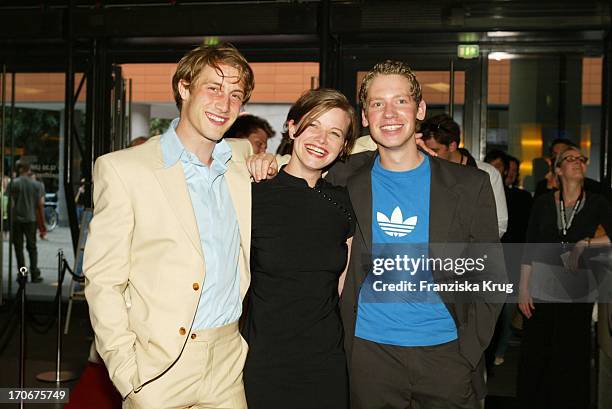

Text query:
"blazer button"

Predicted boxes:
[[179, 327, 186, 335], [192, 283, 200, 291], [191, 333, 197, 340]]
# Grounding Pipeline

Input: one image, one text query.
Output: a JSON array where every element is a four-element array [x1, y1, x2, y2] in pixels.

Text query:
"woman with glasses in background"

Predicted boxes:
[[517, 145, 612, 409]]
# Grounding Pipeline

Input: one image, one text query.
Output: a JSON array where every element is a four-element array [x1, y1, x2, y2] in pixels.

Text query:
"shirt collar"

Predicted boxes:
[[160, 118, 233, 169]]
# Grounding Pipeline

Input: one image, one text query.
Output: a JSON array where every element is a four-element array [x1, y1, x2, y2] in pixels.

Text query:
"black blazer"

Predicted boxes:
[[326, 151, 506, 398]]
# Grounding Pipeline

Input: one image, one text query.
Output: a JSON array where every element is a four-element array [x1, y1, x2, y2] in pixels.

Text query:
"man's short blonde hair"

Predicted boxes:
[[172, 42, 254, 111], [358, 60, 422, 108]]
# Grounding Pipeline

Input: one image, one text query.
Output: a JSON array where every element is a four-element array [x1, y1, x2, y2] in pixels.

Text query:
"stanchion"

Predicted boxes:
[[18, 266, 27, 409], [36, 249, 77, 383]]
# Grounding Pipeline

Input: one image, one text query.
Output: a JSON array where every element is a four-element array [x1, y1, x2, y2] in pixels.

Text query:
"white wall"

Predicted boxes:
[[131, 103, 151, 140]]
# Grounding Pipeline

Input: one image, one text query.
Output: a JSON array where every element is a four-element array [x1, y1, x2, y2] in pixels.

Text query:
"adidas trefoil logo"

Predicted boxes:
[[376, 206, 417, 237]]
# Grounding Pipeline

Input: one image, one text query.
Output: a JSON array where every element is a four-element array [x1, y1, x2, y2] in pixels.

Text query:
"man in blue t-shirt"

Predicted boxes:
[[325, 61, 505, 408]]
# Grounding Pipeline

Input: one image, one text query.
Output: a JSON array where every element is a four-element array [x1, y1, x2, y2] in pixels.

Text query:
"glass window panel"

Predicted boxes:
[[486, 55, 602, 191], [2, 71, 87, 297]]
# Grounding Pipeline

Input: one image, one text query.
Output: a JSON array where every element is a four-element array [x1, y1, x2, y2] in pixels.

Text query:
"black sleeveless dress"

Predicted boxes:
[[243, 169, 355, 409]]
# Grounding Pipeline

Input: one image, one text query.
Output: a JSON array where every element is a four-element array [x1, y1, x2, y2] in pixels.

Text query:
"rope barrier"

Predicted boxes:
[[63, 260, 84, 283], [0, 268, 27, 355], [0, 250, 82, 343], [24, 258, 66, 332]]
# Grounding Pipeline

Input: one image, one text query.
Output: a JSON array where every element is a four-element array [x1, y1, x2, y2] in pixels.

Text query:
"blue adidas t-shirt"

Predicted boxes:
[[355, 154, 457, 346]]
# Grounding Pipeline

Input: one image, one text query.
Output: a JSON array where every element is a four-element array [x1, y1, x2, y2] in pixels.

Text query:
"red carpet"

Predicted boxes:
[[64, 362, 121, 409]]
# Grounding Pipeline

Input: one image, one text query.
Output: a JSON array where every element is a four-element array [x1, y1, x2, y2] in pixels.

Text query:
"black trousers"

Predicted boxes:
[[350, 337, 479, 409], [12, 221, 40, 279], [517, 302, 592, 409]]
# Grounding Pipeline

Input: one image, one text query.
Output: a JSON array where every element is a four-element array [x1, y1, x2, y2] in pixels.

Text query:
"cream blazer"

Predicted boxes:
[[84, 136, 253, 398]]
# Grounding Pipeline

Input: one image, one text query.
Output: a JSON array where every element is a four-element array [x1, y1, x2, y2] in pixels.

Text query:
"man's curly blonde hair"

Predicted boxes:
[[358, 60, 422, 108]]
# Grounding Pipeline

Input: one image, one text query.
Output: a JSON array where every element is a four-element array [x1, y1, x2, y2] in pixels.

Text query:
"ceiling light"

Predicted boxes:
[[488, 52, 514, 61]]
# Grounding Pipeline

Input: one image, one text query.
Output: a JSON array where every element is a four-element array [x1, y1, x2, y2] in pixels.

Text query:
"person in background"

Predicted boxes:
[[2, 175, 10, 240], [9, 161, 44, 283], [497, 154, 534, 244], [534, 138, 610, 201], [484, 150, 533, 367], [31, 173, 47, 240], [506, 155, 521, 188], [534, 138, 574, 197], [225, 114, 275, 154], [518, 145, 612, 409], [73, 178, 87, 226], [484, 149, 508, 180], [485, 150, 533, 243], [421, 114, 508, 237]]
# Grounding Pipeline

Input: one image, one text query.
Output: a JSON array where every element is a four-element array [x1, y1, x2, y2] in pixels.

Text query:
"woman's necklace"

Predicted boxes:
[[559, 189, 583, 238]]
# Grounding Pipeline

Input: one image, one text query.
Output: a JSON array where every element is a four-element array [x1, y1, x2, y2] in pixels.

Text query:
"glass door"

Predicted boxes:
[[110, 65, 130, 151], [0, 69, 87, 298]]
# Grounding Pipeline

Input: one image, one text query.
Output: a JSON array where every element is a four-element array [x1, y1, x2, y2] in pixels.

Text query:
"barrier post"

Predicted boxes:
[[18, 266, 27, 404], [36, 249, 77, 383]]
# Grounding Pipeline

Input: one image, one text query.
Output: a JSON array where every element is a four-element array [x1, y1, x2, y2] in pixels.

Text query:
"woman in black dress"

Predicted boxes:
[[243, 89, 358, 409], [517, 145, 612, 409]]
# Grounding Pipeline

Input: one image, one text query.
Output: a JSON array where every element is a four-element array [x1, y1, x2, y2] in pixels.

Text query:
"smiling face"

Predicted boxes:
[[288, 107, 350, 174], [177, 64, 245, 143], [362, 74, 426, 153]]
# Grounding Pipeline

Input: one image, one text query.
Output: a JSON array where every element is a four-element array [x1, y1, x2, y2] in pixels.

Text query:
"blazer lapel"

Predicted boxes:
[[348, 157, 375, 256], [154, 163, 203, 259], [225, 160, 251, 299], [429, 158, 459, 247], [225, 161, 251, 255]]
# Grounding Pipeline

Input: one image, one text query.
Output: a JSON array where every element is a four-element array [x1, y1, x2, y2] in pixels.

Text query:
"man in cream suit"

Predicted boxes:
[[84, 43, 254, 409]]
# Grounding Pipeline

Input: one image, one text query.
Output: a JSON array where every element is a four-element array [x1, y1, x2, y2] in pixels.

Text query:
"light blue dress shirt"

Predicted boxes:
[[160, 119, 241, 329]]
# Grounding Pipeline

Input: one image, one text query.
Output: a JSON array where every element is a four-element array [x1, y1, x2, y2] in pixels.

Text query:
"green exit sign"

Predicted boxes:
[[203, 36, 220, 46], [458, 44, 479, 59]]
